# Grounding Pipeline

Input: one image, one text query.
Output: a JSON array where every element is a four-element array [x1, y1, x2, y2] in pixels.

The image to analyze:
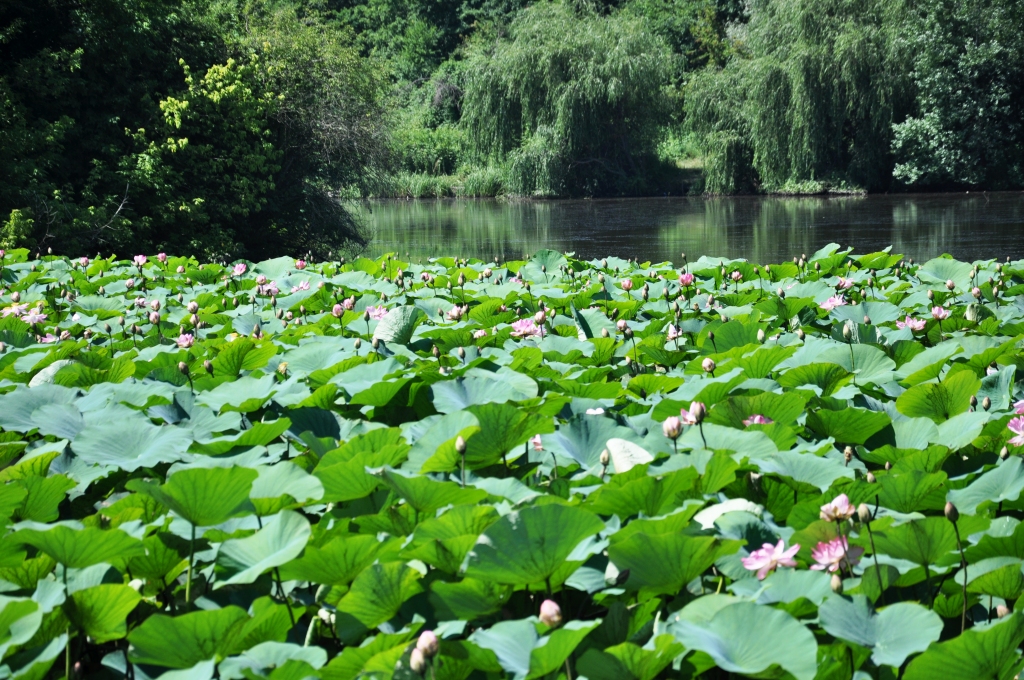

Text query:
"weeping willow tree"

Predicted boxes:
[[685, 0, 915, 193], [462, 3, 675, 196]]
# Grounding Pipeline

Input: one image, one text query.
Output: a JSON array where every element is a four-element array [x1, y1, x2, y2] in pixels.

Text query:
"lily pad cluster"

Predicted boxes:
[[1, 245, 1024, 679]]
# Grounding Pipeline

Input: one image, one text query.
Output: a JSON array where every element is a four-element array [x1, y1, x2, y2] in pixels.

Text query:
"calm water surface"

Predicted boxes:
[[359, 193, 1024, 264]]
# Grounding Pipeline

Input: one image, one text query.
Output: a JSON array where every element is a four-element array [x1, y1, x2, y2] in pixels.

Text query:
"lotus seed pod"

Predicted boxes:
[[416, 630, 439, 657], [944, 501, 960, 523], [866, 472, 876, 483], [455, 436, 467, 454], [830, 573, 843, 594], [409, 647, 427, 674], [539, 599, 562, 628], [857, 503, 872, 524]]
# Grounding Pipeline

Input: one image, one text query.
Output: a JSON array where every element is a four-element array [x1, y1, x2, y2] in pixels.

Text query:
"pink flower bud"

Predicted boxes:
[[539, 599, 562, 628], [133, 255, 147, 267], [409, 647, 426, 673], [621, 279, 633, 291], [295, 259, 307, 270], [534, 310, 546, 324], [176, 265, 185, 274], [157, 253, 167, 263], [416, 630, 439, 657], [702, 357, 716, 373], [149, 299, 160, 311], [662, 416, 682, 440], [332, 303, 343, 317], [149, 311, 160, 325]]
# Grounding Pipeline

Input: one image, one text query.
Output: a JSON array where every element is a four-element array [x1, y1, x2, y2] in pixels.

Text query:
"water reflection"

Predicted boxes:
[[358, 193, 1024, 263]]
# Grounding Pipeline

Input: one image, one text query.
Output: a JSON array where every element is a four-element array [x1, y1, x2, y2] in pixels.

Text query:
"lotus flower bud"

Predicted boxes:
[[857, 503, 872, 524], [1001, 446, 1010, 460], [757, 329, 765, 343], [983, 397, 991, 411], [863, 315, 871, 325], [970, 395, 978, 409], [354, 338, 362, 350], [409, 647, 427, 674], [10, 291, 19, 303], [598, 273, 605, 284], [691, 401, 706, 423], [178, 361, 189, 375], [946, 279, 955, 291], [535, 310, 546, 324], [432, 345, 441, 359], [455, 436, 467, 454], [884, 461, 891, 470], [539, 599, 562, 628], [623, 327, 633, 340], [944, 501, 959, 523], [720, 314, 728, 323], [150, 299, 160, 311], [796, 328, 805, 340], [702, 357, 716, 373], [104, 323, 111, 334], [149, 311, 160, 325], [187, 301, 199, 314], [458, 347, 465, 359], [601, 328, 609, 338], [844, 446, 854, 464], [830, 573, 843, 594], [363, 310, 370, 322], [777, 287, 785, 298], [600, 449, 610, 466], [997, 605, 1011, 619], [372, 338, 379, 350], [416, 630, 439, 657], [204, 360, 213, 374], [927, 290, 934, 301], [118, 315, 125, 326], [662, 416, 682, 440], [866, 472, 876, 483], [842, 324, 852, 341]]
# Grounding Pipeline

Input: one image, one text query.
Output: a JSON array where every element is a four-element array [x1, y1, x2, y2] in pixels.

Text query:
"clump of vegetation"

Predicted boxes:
[[1, 245, 1024, 678]]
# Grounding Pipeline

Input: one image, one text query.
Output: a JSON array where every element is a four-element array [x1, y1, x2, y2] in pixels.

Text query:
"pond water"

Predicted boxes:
[[358, 192, 1024, 264]]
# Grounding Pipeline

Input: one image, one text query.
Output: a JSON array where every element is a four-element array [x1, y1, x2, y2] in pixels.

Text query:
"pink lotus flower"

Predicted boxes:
[[59, 330, 71, 341], [810, 536, 864, 573], [616, 319, 628, 332], [343, 296, 355, 310], [148, 311, 160, 325], [473, 329, 488, 339], [742, 539, 800, 580], [177, 333, 194, 348], [743, 414, 774, 426], [621, 279, 634, 291], [531, 434, 543, 451], [1014, 400, 1024, 415], [539, 599, 562, 628], [836, 277, 855, 290], [157, 253, 167, 264], [332, 304, 343, 318], [679, 272, 694, 286], [931, 306, 950, 320], [509, 276, 524, 285], [820, 493, 855, 522], [38, 333, 57, 344], [125, 278, 135, 289], [534, 310, 546, 324], [666, 324, 680, 342], [256, 274, 267, 285], [21, 311, 47, 324], [232, 263, 247, 276], [1008, 417, 1024, 446], [972, 286, 982, 298], [896, 316, 926, 331], [295, 259, 307, 270], [731, 270, 742, 282], [2, 303, 27, 318], [134, 297, 147, 308], [257, 282, 278, 296], [291, 281, 310, 293], [820, 295, 846, 311], [680, 401, 705, 426], [176, 266, 185, 274], [133, 255, 147, 267], [511, 318, 542, 337], [662, 416, 682, 439], [447, 306, 465, 321], [367, 306, 388, 320], [79, 257, 89, 267]]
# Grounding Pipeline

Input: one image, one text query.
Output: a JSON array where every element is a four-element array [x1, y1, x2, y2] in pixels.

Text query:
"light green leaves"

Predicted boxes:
[[128, 466, 257, 527], [896, 370, 980, 423], [817, 595, 942, 667], [904, 613, 1024, 680], [12, 524, 144, 568], [128, 606, 249, 668], [65, 584, 142, 643], [216, 510, 311, 586], [608, 532, 740, 597]]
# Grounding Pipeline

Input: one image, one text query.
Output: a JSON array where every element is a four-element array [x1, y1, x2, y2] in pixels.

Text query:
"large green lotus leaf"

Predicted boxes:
[[877, 470, 947, 513], [896, 343, 961, 385], [210, 338, 278, 377], [776, 363, 851, 396], [319, 629, 417, 680], [960, 557, 1024, 599], [703, 319, 761, 353], [897, 369, 979, 423], [678, 422, 777, 459], [815, 344, 897, 385], [379, 467, 487, 514], [933, 411, 989, 450], [575, 636, 683, 680], [216, 510, 311, 586], [278, 534, 381, 586], [520, 249, 567, 283], [0, 596, 41, 660], [607, 532, 740, 597], [465, 503, 604, 585], [127, 466, 257, 527], [65, 584, 141, 643], [28, 403, 82, 440], [12, 524, 144, 568], [429, 577, 513, 620], [1, 633, 66, 679], [335, 562, 423, 628], [217, 641, 327, 679], [817, 594, 942, 667], [904, 612, 1024, 680], [403, 505, 500, 573], [805, 407, 891, 445], [706, 392, 807, 428], [586, 467, 698, 518], [71, 407, 193, 471], [249, 462, 324, 516], [756, 449, 855, 491], [831, 300, 902, 325], [372, 305, 425, 344], [892, 417, 939, 449], [315, 441, 408, 502], [279, 342, 350, 378], [731, 568, 833, 606], [462, 403, 555, 469], [948, 457, 1024, 516], [405, 410, 480, 472], [191, 418, 292, 455], [870, 517, 957, 566], [667, 601, 817, 680], [329, 358, 403, 396], [430, 367, 538, 413], [918, 257, 974, 290], [195, 374, 277, 412], [18, 475, 76, 522], [544, 415, 643, 469], [469, 617, 598, 680], [978, 365, 1016, 412], [128, 606, 249, 668]]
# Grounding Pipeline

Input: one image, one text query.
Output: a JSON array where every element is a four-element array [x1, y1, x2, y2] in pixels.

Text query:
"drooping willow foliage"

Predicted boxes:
[[685, 0, 915, 193], [462, 3, 675, 196]]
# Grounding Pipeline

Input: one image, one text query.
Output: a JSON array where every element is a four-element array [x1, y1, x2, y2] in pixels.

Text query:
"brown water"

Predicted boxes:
[[359, 192, 1024, 263]]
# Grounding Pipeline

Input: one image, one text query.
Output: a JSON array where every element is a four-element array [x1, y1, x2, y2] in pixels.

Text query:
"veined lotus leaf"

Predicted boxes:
[[904, 612, 1024, 680], [465, 503, 604, 586], [948, 457, 1024, 515], [216, 510, 311, 586], [817, 594, 942, 667], [127, 466, 257, 528], [608, 531, 740, 597], [127, 606, 250, 668], [430, 366, 538, 413], [12, 524, 144, 568], [65, 584, 141, 643]]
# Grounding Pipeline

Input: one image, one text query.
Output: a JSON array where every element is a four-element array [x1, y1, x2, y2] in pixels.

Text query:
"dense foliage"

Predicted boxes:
[[3, 246, 1024, 678]]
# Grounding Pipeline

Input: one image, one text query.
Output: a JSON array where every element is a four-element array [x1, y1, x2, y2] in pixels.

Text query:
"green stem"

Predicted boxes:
[[186, 524, 196, 607]]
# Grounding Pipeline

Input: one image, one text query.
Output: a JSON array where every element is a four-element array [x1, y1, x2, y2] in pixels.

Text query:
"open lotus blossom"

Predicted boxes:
[[133, 255, 147, 267], [257, 282, 278, 296], [1008, 417, 1024, 446], [810, 536, 863, 573], [731, 270, 742, 281], [473, 329, 488, 339], [447, 306, 464, 321], [820, 295, 846, 311], [232, 263, 247, 276], [511, 318, 543, 337], [820, 493, 856, 521], [295, 259, 306, 270], [896, 315, 926, 331], [38, 333, 57, 344], [1014, 400, 1024, 414], [680, 401, 705, 426], [742, 539, 800, 580], [134, 297, 147, 308], [931, 306, 950, 320], [679, 272, 694, 286], [508, 276, 524, 284], [836, 277, 854, 289], [21, 311, 47, 324], [367, 305, 388, 320], [177, 333, 194, 349], [621, 279, 633, 291], [291, 281, 310, 293], [2, 303, 28, 318], [743, 414, 774, 426]]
